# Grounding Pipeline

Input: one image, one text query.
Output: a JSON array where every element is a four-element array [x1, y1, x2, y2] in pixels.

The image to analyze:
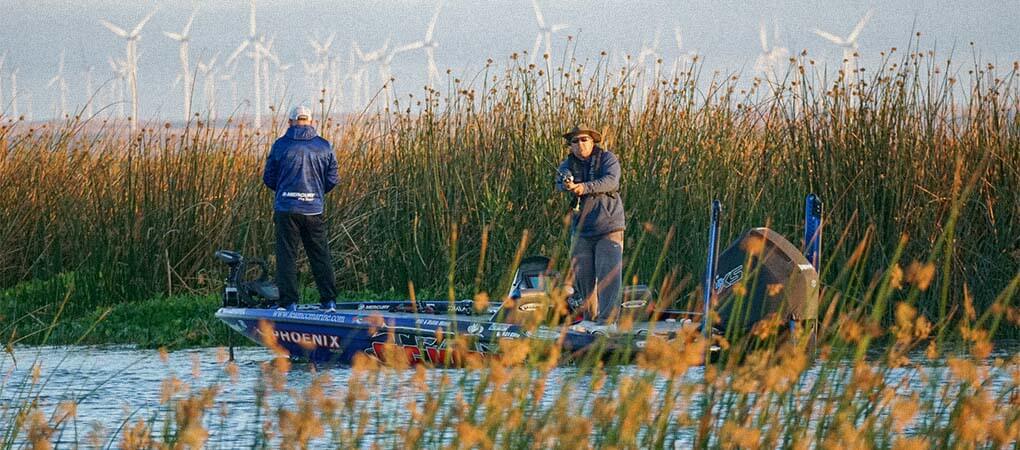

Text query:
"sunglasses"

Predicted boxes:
[[570, 136, 592, 144]]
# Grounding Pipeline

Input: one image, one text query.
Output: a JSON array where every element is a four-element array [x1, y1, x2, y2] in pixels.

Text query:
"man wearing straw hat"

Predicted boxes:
[[263, 105, 339, 312], [556, 125, 626, 330]]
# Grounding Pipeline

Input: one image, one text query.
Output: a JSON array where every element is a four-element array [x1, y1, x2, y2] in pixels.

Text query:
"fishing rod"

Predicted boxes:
[[702, 200, 722, 342]]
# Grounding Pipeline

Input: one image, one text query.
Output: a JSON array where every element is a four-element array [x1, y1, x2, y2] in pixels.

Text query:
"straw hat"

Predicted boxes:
[[562, 125, 602, 143]]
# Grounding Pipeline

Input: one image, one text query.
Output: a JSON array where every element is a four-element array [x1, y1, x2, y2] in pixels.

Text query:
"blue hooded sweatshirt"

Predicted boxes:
[[263, 125, 339, 215], [556, 147, 626, 238]]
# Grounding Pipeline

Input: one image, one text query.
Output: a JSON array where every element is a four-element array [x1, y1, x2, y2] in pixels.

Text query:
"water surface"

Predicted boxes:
[[2, 342, 1017, 447]]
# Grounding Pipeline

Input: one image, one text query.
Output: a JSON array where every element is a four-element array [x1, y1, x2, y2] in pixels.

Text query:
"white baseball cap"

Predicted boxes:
[[289, 105, 312, 120]]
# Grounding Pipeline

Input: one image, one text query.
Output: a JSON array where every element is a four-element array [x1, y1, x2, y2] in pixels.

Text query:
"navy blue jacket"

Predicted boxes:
[[556, 147, 626, 238], [263, 126, 339, 214]]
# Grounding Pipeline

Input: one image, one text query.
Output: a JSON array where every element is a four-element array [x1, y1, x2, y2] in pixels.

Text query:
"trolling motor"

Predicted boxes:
[[214, 250, 280, 308]]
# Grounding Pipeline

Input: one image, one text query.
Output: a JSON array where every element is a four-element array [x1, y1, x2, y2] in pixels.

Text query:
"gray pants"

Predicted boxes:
[[571, 230, 624, 323]]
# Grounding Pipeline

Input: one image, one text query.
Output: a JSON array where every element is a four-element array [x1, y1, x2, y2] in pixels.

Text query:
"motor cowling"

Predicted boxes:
[[712, 228, 819, 333], [500, 256, 561, 327]]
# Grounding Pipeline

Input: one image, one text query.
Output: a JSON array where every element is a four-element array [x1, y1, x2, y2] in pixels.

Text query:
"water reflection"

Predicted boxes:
[[1, 342, 1016, 447]]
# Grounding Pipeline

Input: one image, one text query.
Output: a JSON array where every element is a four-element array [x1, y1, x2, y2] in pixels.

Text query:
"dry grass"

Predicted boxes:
[[1, 40, 1019, 447]]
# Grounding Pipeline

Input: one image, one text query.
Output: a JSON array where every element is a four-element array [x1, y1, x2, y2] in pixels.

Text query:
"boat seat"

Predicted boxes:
[[246, 280, 279, 302]]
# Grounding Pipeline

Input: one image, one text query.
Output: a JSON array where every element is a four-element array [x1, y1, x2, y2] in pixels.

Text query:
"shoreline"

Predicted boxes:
[[3, 290, 1018, 350]]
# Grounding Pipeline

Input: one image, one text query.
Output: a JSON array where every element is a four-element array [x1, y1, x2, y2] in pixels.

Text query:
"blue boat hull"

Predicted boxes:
[[216, 306, 611, 365]]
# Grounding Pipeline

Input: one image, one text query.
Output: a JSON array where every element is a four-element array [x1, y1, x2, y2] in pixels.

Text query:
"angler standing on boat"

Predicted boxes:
[[263, 105, 339, 311], [556, 125, 626, 328]]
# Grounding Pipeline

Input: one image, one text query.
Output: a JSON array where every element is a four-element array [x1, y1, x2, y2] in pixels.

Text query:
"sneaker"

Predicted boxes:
[[589, 323, 618, 336], [568, 320, 599, 333], [320, 300, 336, 312], [569, 320, 619, 335]]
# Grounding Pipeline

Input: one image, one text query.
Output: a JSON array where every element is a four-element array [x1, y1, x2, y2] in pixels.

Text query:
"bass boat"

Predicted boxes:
[[215, 195, 824, 366]]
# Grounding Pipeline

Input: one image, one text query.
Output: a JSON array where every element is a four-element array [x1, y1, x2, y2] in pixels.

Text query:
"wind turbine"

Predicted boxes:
[[630, 30, 664, 101], [271, 62, 292, 110], [308, 32, 335, 91], [9, 68, 18, 118], [196, 53, 219, 120], [84, 65, 95, 118], [378, 46, 406, 100], [47, 51, 69, 119], [354, 41, 390, 68], [226, 0, 266, 128], [164, 9, 197, 120], [22, 90, 32, 122], [107, 56, 129, 118], [605, 45, 628, 81], [672, 27, 699, 69], [353, 39, 390, 104], [302, 58, 324, 98], [0, 53, 5, 116], [328, 53, 343, 105], [99, 9, 157, 129], [310, 32, 350, 107], [813, 9, 874, 82], [302, 58, 322, 100], [529, 0, 568, 64], [634, 29, 662, 69], [393, 0, 444, 86], [754, 20, 790, 80], [255, 35, 281, 110], [219, 58, 240, 118], [347, 44, 367, 109]]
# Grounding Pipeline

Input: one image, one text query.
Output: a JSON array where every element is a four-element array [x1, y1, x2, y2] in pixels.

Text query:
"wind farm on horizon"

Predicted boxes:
[[0, 0, 990, 129]]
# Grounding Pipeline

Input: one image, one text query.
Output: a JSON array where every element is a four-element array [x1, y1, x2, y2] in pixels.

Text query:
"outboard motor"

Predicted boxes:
[[498, 256, 572, 326], [215, 250, 280, 308], [712, 228, 819, 335]]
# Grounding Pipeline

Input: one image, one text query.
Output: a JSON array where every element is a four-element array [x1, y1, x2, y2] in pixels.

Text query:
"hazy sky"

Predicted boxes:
[[3, 0, 1018, 120]]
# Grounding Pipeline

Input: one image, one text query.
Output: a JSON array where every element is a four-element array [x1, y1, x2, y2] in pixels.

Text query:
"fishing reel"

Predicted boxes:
[[557, 169, 582, 213], [214, 250, 280, 308], [557, 169, 574, 185]]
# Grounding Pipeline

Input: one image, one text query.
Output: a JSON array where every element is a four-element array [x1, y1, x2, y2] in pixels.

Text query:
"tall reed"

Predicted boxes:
[[0, 39, 1016, 339]]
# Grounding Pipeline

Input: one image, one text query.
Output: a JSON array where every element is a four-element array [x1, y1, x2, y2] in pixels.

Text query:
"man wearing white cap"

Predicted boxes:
[[263, 105, 339, 311]]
